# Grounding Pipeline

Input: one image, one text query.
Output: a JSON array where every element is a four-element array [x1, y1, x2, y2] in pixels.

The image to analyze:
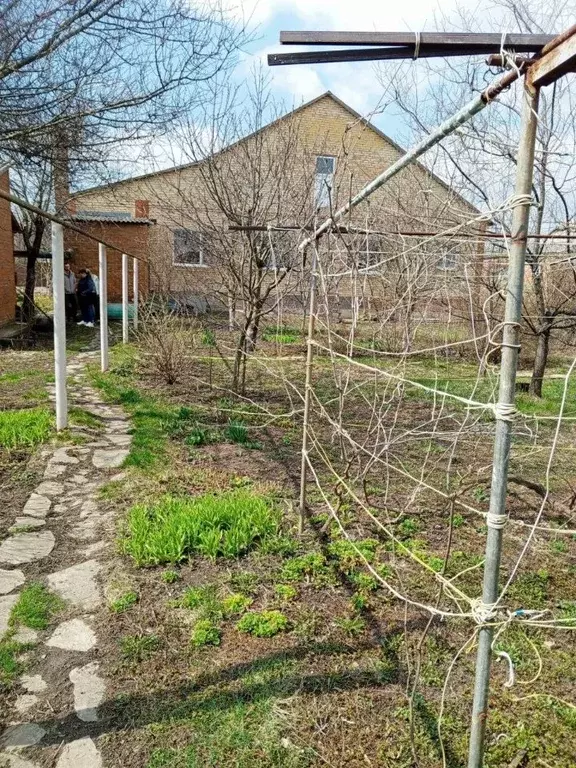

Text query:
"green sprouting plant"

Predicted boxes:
[[0, 639, 29, 689], [221, 593, 253, 618], [452, 513, 465, 528], [550, 538, 568, 554], [236, 610, 289, 638], [229, 571, 260, 595], [349, 571, 378, 593], [262, 326, 299, 344], [508, 570, 550, 609], [274, 583, 297, 602], [280, 552, 334, 586], [398, 518, 420, 538], [258, 534, 298, 556], [185, 426, 210, 447], [161, 570, 180, 584], [180, 585, 220, 616], [472, 486, 489, 502], [110, 591, 139, 613], [334, 615, 366, 636], [10, 583, 63, 630], [191, 619, 221, 647], [226, 420, 248, 444], [122, 489, 280, 566], [350, 593, 368, 611], [327, 539, 379, 573], [201, 328, 216, 346], [120, 634, 160, 662]]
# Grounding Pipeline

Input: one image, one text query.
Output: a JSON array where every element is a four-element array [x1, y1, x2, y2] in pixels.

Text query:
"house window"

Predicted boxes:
[[315, 155, 335, 209], [437, 252, 457, 271], [173, 229, 204, 266]]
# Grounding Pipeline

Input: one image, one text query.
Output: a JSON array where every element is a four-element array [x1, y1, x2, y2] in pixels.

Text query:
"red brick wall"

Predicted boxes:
[[64, 221, 150, 302], [0, 172, 16, 326]]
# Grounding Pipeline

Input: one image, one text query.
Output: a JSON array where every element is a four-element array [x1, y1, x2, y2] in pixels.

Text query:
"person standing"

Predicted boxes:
[[76, 268, 97, 327], [63, 262, 77, 323]]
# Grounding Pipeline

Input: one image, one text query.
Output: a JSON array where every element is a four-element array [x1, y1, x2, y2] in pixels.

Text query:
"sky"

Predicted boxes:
[[227, 0, 482, 139]]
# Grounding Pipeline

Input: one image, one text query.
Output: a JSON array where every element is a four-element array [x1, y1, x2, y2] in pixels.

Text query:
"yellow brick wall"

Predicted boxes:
[[73, 93, 481, 309]]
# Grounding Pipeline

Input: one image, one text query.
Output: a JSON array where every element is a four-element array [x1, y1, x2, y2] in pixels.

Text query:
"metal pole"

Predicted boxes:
[[122, 252, 129, 344], [51, 222, 68, 430], [133, 257, 139, 331], [467, 81, 540, 768], [298, 244, 318, 534], [99, 243, 109, 372]]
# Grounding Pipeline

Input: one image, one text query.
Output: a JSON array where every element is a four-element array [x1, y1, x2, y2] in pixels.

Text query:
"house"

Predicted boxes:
[[72, 92, 482, 317], [0, 171, 17, 327]]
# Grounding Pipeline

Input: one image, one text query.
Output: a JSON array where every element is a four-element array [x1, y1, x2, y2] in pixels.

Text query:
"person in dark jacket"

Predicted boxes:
[[76, 269, 97, 327]]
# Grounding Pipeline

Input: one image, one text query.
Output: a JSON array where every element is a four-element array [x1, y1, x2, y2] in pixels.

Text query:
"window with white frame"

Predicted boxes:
[[173, 229, 204, 266], [315, 155, 335, 209], [436, 252, 457, 271]]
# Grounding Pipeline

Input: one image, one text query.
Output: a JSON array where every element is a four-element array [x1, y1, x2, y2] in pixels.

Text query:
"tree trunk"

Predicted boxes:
[[529, 328, 550, 398], [22, 254, 37, 323]]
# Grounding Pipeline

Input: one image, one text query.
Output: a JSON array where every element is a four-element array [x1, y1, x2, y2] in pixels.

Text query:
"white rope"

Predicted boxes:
[[492, 403, 517, 422], [487, 512, 509, 530], [413, 31, 421, 60], [495, 650, 516, 687]]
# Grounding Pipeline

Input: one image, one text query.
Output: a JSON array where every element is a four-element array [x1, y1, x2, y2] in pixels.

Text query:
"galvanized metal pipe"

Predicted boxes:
[[467, 82, 540, 768], [122, 253, 129, 344], [99, 243, 109, 372], [133, 257, 139, 331], [51, 222, 68, 430]]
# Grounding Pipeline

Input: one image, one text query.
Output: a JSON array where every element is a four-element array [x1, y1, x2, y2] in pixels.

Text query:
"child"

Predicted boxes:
[[76, 269, 97, 327]]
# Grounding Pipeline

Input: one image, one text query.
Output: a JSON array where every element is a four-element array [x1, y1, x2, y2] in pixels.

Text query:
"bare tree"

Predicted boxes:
[[380, 0, 576, 395], [1, 0, 248, 318], [163, 73, 317, 393]]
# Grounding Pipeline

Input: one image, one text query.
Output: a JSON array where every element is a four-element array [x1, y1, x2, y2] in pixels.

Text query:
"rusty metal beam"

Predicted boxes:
[[528, 27, 576, 86]]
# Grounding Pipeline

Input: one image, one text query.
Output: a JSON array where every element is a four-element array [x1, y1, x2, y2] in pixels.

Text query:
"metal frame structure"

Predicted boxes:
[[267, 23, 576, 768]]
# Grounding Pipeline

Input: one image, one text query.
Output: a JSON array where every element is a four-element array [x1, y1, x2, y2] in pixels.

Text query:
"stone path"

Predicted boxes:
[[0, 353, 131, 768]]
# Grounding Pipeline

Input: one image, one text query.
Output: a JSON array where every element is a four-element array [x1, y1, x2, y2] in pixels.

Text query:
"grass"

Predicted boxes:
[[236, 610, 289, 638], [262, 325, 300, 344], [0, 639, 29, 689], [0, 408, 53, 450], [110, 591, 139, 613], [122, 489, 280, 566], [69, 406, 104, 431], [120, 634, 160, 662], [225, 420, 249, 444], [10, 583, 63, 630]]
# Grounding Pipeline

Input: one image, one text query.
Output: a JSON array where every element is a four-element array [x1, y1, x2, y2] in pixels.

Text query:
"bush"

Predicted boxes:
[[236, 610, 289, 638], [122, 489, 280, 566]]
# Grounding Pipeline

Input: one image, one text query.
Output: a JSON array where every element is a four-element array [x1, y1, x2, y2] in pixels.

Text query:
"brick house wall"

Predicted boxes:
[[64, 219, 151, 303], [0, 172, 16, 326], [72, 92, 482, 316]]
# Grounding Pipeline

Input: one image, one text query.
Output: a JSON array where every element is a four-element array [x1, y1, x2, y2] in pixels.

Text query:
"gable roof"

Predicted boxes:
[[75, 91, 478, 214]]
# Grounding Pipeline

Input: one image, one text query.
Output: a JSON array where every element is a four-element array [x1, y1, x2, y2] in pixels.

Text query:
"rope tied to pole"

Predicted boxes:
[[492, 403, 517, 422], [413, 31, 421, 60], [486, 511, 509, 529], [471, 598, 498, 625]]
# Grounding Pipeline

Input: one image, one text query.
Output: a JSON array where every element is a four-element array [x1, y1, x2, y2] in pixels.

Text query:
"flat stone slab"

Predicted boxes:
[[92, 449, 129, 469], [52, 448, 80, 465], [19, 675, 47, 693], [0, 594, 18, 636], [47, 560, 101, 610], [70, 662, 105, 722], [47, 619, 97, 652], [43, 463, 68, 479], [56, 737, 102, 768], [0, 754, 40, 767], [0, 532, 55, 565], [22, 495, 51, 519], [107, 434, 131, 447], [13, 627, 38, 645], [1, 723, 45, 750], [9, 518, 45, 532], [34, 481, 64, 497], [80, 500, 99, 519], [0, 570, 25, 595], [14, 695, 38, 715]]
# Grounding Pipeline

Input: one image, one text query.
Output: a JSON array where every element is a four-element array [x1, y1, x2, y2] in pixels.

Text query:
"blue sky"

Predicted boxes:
[[228, 0, 482, 144]]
